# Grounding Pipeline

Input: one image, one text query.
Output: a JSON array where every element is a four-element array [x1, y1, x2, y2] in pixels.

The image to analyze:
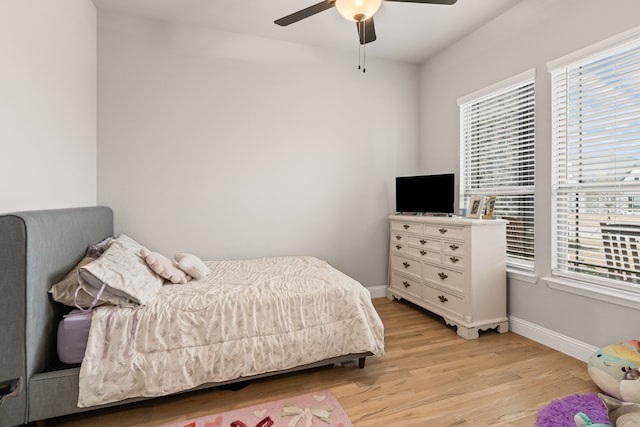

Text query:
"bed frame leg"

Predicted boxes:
[[358, 357, 366, 369]]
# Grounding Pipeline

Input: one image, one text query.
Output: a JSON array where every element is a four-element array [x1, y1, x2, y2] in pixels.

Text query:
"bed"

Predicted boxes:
[[0, 206, 384, 426]]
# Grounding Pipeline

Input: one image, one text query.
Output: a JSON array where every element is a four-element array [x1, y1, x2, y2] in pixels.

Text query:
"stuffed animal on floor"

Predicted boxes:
[[140, 247, 191, 284], [588, 340, 640, 403], [600, 394, 640, 427], [574, 411, 611, 427], [575, 394, 640, 427]]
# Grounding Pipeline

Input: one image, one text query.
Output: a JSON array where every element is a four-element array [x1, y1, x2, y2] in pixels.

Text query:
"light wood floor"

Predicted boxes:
[[47, 298, 599, 426]]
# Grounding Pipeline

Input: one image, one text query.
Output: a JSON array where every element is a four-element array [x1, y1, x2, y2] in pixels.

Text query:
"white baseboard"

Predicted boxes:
[[367, 285, 389, 299], [369, 289, 596, 362], [508, 315, 598, 363]]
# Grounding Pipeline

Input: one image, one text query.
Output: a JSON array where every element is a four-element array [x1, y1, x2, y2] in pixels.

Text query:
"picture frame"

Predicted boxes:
[[466, 196, 484, 219], [483, 196, 497, 219]]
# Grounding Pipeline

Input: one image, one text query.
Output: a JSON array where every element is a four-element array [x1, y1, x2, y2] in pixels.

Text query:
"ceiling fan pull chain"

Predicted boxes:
[[362, 20, 366, 73], [363, 42, 366, 73], [357, 20, 362, 71], [356, 18, 365, 74]]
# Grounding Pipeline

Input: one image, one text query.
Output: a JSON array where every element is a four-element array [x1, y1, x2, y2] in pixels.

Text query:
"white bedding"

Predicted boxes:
[[78, 256, 385, 407]]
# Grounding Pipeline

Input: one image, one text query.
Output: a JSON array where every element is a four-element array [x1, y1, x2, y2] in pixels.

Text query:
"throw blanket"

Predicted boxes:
[[78, 256, 384, 407]]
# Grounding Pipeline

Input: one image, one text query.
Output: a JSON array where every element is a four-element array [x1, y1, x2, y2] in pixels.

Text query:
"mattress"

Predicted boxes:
[[78, 256, 384, 407]]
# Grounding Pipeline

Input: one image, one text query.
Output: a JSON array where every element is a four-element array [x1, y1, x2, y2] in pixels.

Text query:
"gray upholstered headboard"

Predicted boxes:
[[0, 206, 113, 426]]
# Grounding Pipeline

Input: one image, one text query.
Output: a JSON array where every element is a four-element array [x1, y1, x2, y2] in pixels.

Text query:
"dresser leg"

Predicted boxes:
[[456, 325, 479, 340], [496, 321, 509, 333]]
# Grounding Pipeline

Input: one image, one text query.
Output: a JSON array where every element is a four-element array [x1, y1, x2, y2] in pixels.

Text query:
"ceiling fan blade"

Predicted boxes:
[[384, 0, 457, 4], [357, 17, 377, 45], [274, 1, 336, 26]]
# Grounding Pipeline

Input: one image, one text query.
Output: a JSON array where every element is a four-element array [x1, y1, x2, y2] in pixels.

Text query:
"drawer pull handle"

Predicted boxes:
[[395, 235, 402, 240], [438, 295, 448, 303], [449, 244, 459, 251], [438, 272, 448, 280], [403, 224, 410, 229], [449, 256, 459, 263], [395, 245, 402, 250], [403, 281, 411, 288], [439, 228, 448, 234], [420, 250, 427, 256], [403, 262, 411, 269], [420, 239, 427, 245]]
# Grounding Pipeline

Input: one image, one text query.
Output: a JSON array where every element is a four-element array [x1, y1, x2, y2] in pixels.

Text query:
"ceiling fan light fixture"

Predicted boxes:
[[335, 0, 383, 22]]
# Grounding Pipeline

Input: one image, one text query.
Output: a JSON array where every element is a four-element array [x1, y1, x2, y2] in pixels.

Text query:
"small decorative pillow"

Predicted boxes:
[[79, 234, 163, 306], [175, 253, 211, 280], [86, 236, 113, 259], [140, 248, 190, 284]]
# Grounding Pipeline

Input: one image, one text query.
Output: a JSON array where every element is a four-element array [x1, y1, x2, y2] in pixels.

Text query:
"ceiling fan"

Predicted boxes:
[[275, 0, 458, 46]]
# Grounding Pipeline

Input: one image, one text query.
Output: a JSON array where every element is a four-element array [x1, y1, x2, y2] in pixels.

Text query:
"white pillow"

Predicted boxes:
[[79, 235, 163, 306], [175, 253, 211, 280]]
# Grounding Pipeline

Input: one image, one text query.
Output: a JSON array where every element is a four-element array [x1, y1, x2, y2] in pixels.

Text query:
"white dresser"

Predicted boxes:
[[387, 215, 508, 339]]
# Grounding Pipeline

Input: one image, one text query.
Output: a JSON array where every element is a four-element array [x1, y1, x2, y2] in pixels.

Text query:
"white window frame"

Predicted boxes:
[[458, 69, 536, 270], [547, 26, 640, 307]]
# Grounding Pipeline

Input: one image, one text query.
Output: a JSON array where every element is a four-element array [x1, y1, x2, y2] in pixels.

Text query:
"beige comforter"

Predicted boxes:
[[78, 256, 384, 407]]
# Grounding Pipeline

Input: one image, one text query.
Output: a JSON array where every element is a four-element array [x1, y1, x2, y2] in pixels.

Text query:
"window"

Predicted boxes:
[[549, 28, 640, 293], [458, 70, 536, 269]]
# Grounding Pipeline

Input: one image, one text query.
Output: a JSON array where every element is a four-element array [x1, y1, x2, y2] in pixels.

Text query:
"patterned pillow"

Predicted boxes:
[[79, 235, 163, 306], [49, 256, 106, 309]]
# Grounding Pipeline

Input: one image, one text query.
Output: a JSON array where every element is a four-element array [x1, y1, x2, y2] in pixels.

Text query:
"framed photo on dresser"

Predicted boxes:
[[466, 196, 484, 219], [483, 196, 497, 219]]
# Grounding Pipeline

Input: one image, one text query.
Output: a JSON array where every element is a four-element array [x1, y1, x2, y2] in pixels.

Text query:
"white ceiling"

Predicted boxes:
[[92, 0, 522, 64]]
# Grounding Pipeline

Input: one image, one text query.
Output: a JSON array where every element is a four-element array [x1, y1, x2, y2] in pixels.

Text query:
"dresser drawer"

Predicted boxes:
[[424, 224, 465, 241], [391, 232, 406, 243], [423, 285, 465, 317], [423, 263, 465, 293], [391, 254, 421, 278], [407, 235, 441, 251], [391, 221, 422, 234], [406, 246, 441, 263], [443, 253, 464, 268], [390, 273, 422, 300], [443, 240, 465, 254], [390, 241, 406, 253]]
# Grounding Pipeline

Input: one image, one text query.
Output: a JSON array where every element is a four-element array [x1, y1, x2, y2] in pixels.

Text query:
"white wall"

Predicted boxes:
[[420, 0, 640, 348], [0, 0, 97, 213], [97, 12, 420, 288]]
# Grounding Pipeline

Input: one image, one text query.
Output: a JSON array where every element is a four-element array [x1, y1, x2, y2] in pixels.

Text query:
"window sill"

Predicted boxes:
[[542, 276, 640, 310], [507, 268, 539, 284]]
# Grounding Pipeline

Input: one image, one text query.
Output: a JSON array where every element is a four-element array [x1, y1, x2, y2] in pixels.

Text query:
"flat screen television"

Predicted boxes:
[[395, 173, 455, 214]]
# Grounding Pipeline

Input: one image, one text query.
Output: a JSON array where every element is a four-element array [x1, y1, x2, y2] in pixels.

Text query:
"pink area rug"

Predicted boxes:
[[161, 390, 353, 427]]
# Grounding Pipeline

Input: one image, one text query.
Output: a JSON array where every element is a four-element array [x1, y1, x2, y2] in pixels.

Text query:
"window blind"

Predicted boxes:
[[550, 34, 640, 290], [459, 73, 536, 268]]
